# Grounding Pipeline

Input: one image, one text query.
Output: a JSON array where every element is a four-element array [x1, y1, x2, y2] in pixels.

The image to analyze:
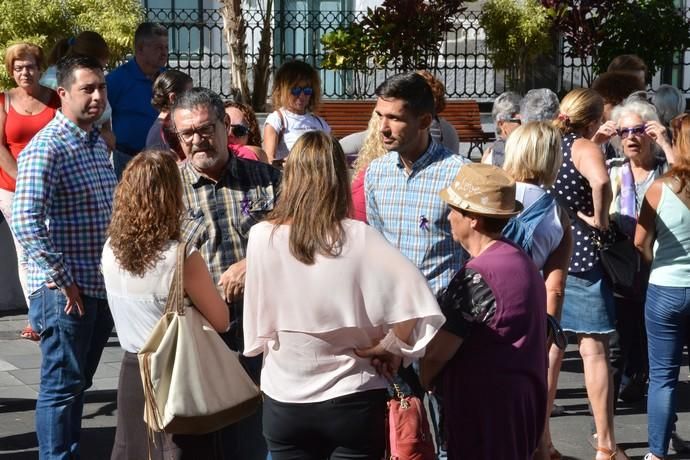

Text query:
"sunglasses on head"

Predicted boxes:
[[229, 124, 249, 137], [290, 86, 313, 97], [617, 124, 646, 139]]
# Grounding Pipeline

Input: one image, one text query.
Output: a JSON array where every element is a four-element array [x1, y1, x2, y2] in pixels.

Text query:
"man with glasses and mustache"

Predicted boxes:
[[171, 87, 280, 459]]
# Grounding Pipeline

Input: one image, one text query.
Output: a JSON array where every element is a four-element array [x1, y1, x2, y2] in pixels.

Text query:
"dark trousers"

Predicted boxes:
[[263, 390, 388, 460], [610, 295, 649, 409]]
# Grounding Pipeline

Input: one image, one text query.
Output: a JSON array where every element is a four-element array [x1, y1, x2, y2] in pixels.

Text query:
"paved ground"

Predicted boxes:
[[0, 311, 689, 459]]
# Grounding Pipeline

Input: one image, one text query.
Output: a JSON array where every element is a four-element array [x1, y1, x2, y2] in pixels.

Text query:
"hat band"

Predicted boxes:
[[445, 186, 515, 215]]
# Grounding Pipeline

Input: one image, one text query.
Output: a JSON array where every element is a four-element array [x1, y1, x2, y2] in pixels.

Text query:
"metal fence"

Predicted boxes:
[[146, 7, 689, 101]]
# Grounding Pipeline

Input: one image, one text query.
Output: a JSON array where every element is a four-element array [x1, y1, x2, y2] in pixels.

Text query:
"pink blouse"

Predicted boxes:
[[243, 219, 444, 403]]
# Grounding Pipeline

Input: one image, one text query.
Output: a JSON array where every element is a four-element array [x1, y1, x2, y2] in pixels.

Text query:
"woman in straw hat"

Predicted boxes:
[[420, 163, 548, 460]]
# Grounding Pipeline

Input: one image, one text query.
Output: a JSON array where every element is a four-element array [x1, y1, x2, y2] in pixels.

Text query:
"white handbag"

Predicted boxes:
[[138, 242, 261, 434]]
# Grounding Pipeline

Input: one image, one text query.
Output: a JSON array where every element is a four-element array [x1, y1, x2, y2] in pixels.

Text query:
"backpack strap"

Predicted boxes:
[[276, 109, 287, 144]]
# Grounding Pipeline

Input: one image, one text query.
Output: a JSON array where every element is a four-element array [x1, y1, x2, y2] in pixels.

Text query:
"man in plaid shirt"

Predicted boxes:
[[12, 55, 116, 459], [171, 87, 280, 460]]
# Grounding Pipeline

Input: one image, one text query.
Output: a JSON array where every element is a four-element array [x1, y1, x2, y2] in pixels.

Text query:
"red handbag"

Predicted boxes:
[[387, 384, 436, 460]]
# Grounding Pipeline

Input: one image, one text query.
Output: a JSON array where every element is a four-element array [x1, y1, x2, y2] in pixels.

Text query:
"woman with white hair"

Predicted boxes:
[[482, 91, 522, 166], [607, 99, 672, 409]]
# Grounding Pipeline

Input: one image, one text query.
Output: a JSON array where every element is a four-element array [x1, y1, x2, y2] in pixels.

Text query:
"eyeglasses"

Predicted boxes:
[[616, 124, 646, 139], [229, 124, 249, 137], [507, 118, 521, 124], [290, 86, 313, 97], [175, 121, 218, 144]]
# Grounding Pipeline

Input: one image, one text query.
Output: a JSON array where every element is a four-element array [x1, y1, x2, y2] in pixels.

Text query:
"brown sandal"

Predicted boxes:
[[20, 325, 40, 341], [595, 447, 630, 460]]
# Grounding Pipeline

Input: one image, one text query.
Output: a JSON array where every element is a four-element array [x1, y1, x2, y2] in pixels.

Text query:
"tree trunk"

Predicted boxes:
[[251, 0, 274, 112], [220, 0, 250, 104]]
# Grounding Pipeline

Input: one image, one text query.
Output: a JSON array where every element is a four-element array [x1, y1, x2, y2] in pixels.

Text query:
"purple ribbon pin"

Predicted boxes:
[[240, 197, 251, 217], [419, 215, 429, 230]]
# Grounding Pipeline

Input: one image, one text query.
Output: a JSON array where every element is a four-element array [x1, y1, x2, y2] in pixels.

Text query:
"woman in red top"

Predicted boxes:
[[0, 43, 59, 340]]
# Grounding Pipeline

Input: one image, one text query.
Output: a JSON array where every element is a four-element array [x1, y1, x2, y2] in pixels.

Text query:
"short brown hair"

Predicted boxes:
[[270, 60, 322, 112], [268, 131, 350, 265], [107, 150, 184, 276], [5, 43, 44, 75], [592, 71, 645, 107], [47, 31, 110, 66], [416, 70, 446, 113], [608, 54, 647, 74]]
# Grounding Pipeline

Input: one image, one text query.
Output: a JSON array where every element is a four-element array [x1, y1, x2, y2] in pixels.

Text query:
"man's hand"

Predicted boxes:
[[355, 343, 402, 381], [55, 283, 84, 316], [218, 259, 247, 302]]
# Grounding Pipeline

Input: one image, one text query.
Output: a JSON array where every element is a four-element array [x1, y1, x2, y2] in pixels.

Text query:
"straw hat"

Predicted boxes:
[[439, 163, 523, 217]]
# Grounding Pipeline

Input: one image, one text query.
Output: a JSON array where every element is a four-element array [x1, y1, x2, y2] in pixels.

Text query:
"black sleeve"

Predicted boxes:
[[437, 267, 497, 339]]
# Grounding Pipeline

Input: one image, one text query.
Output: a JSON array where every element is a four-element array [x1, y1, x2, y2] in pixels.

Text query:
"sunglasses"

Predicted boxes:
[[616, 124, 646, 139], [507, 118, 521, 124], [290, 86, 313, 97], [229, 124, 249, 137]]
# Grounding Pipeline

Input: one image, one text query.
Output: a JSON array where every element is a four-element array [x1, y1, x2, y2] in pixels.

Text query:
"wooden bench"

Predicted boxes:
[[316, 99, 494, 157]]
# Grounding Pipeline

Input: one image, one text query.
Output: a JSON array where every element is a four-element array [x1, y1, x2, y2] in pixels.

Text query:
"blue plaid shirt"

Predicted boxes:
[[12, 111, 117, 299], [365, 141, 469, 295]]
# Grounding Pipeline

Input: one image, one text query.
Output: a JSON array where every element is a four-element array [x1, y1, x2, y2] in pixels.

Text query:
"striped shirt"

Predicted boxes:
[[179, 156, 281, 290], [12, 110, 117, 299], [365, 141, 468, 295]]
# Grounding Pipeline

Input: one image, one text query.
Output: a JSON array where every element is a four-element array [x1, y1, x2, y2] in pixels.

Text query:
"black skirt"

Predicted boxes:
[[110, 351, 224, 460]]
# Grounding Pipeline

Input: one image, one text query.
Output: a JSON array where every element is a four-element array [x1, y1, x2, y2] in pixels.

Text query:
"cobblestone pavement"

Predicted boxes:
[[1, 312, 688, 459]]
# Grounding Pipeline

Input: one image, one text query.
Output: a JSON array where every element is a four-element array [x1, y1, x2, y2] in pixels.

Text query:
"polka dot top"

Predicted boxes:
[[549, 132, 599, 273]]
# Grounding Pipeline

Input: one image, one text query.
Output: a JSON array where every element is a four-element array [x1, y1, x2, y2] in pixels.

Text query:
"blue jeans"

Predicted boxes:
[[28, 285, 113, 460], [645, 283, 690, 457]]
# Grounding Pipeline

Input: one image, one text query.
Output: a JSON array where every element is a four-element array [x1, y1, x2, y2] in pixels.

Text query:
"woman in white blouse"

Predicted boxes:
[[243, 131, 444, 460], [102, 150, 229, 459]]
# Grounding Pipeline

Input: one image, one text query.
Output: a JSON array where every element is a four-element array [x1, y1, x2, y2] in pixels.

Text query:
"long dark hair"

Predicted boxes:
[[268, 131, 351, 265]]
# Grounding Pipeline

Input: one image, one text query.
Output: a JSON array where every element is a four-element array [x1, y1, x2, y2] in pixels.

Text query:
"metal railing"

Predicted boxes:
[[145, 7, 689, 101]]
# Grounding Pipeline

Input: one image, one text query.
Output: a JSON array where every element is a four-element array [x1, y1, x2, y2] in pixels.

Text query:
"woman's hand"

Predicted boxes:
[[592, 120, 617, 145], [645, 121, 675, 164], [577, 211, 609, 232], [355, 343, 401, 381]]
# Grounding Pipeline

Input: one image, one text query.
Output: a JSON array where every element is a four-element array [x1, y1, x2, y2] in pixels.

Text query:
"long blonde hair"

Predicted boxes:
[[268, 131, 351, 264], [352, 111, 386, 179]]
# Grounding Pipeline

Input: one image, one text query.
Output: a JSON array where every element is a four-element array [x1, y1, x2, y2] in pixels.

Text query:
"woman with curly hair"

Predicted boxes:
[[101, 150, 229, 459], [224, 100, 268, 163], [350, 111, 386, 222]]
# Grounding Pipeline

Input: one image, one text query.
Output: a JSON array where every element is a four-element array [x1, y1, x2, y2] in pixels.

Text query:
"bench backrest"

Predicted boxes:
[[316, 100, 492, 144]]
